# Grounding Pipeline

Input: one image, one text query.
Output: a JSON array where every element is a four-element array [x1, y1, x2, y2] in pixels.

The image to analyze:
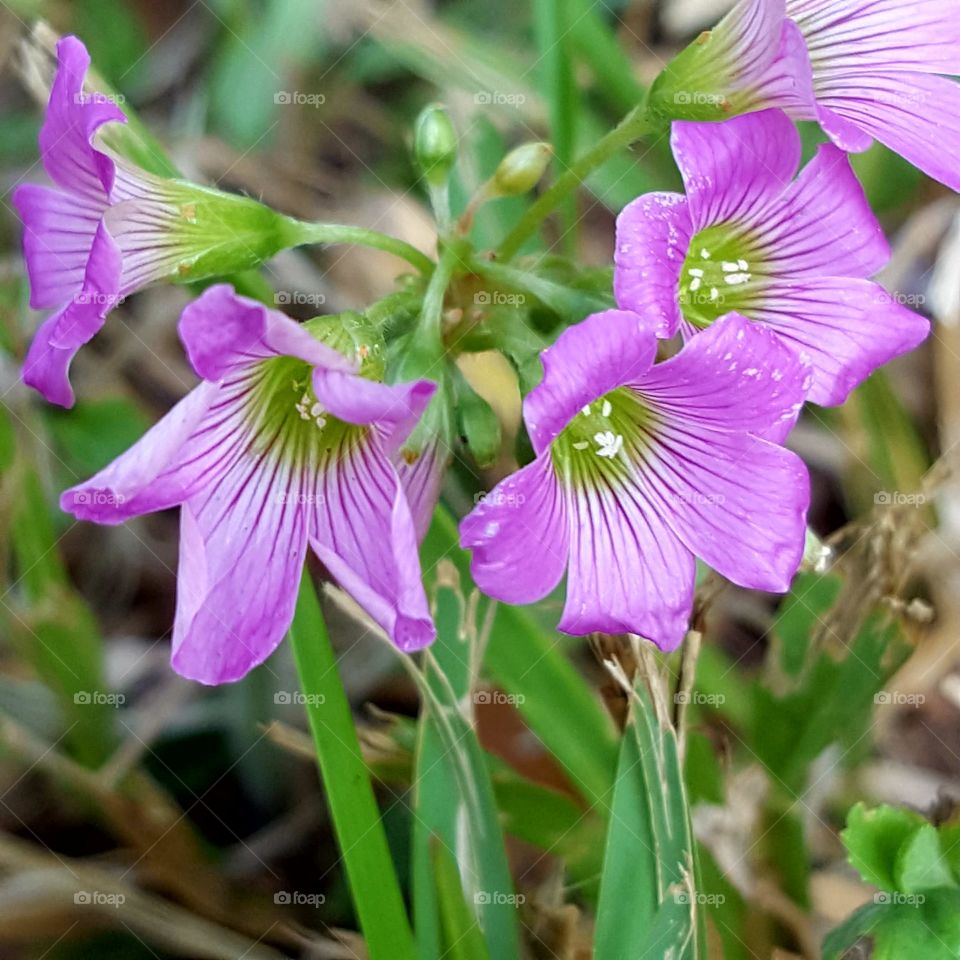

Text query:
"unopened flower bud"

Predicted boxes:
[[491, 142, 552, 197], [414, 104, 458, 188]]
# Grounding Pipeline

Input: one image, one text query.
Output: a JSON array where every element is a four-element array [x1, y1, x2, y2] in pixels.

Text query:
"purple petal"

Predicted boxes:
[[61, 384, 217, 521], [22, 221, 123, 407], [745, 278, 930, 406], [12, 183, 104, 310], [460, 453, 569, 605], [179, 284, 355, 382], [637, 418, 810, 593], [39, 37, 125, 202], [614, 192, 691, 338], [310, 437, 434, 652], [523, 310, 658, 456], [816, 105, 874, 152], [760, 142, 890, 278], [788, 0, 960, 75], [171, 463, 308, 684], [672, 110, 801, 233], [815, 72, 960, 192], [396, 437, 450, 542], [653, 313, 812, 443], [311, 370, 435, 451], [762, 18, 820, 118], [558, 479, 696, 649]]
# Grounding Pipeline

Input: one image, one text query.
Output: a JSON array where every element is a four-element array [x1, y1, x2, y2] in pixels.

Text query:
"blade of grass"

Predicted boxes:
[[288, 574, 416, 960], [594, 658, 702, 959], [410, 562, 520, 960], [533, 0, 578, 253], [421, 508, 618, 806]]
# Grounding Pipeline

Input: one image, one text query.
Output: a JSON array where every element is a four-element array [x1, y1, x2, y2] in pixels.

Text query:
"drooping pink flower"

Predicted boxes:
[[460, 309, 811, 649], [61, 285, 436, 684], [615, 109, 929, 406], [649, 0, 960, 191], [14, 36, 297, 407]]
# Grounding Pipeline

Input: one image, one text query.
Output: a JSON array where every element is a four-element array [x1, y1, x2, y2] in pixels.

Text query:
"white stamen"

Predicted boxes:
[[710, 287, 720, 301], [690, 277, 702, 292], [572, 441, 589, 450], [601, 399, 612, 417], [581, 404, 591, 416], [724, 272, 751, 285], [688, 268, 704, 278], [594, 431, 624, 458], [700, 248, 711, 259]]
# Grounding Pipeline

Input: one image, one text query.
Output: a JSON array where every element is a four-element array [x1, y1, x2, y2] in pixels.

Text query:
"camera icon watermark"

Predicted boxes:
[[473, 291, 526, 307], [874, 691, 925, 707], [74, 890, 125, 908], [274, 890, 326, 906], [474, 91, 526, 107], [674, 691, 726, 707], [673, 90, 726, 107], [74, 691, 125, 708], [473, 491, 527, 508], [474, 891, 525, 905], [874, 491, 927, 507], [274, 291, 326, 307], [274, 691, 326, 707], [274, 91, 326, 107], [874, 892, 925, 906], [473, 689, 526, 706]]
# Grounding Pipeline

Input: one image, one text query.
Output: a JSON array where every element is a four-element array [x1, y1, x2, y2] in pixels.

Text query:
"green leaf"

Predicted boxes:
[[209, 0, 327, 147], [421, 508, 618, 807], [896, 825, 957, 895], [753, 608, 912, 792], [45, 397, 151, 480], [594, 668, 701, 960], [533, 0, 579, 249], [824, 889, 960, 960], [431, 840, 493, 960], [288, 575, 416, 960], [842, 803, 926, 892], [411, 558, 520, 960]]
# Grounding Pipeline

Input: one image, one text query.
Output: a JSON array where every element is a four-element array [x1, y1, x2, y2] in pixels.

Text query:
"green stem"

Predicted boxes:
[[496, 104, 657, 260], [288, 574, 417, 960], [288, 220, 435, 274], [412, 239, 467, 354]]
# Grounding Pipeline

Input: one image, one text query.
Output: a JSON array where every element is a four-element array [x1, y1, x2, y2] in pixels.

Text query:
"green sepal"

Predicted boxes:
[[451, 365, 501, 468]]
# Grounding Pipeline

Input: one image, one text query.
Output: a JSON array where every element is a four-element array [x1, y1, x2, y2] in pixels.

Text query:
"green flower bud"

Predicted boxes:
[[491, 142, 552, 197], [413, 103, 458, 188]]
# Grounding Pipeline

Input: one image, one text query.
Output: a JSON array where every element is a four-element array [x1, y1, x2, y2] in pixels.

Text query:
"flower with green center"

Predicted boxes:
[[614, 110, 929, 406], [461, 309, 812, 650], [61, 285, 436, 684]]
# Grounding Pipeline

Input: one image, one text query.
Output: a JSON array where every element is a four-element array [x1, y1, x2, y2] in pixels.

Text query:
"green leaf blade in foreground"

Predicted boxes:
[[594, 668, 702, 960], [288, 575, 416, 960], [411, 559, 520, 960], [421, 508, 618, 806]]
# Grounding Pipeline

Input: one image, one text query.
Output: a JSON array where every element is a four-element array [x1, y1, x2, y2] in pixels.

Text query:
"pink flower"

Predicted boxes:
[[460, 310, 811, 650], [62, 286, 436, 683], [650, 0, 960, 191], [615, 110, 929, 406]]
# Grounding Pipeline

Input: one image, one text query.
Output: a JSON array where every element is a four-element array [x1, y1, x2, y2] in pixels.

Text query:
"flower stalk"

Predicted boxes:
[[496, 103, 659, 260]]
